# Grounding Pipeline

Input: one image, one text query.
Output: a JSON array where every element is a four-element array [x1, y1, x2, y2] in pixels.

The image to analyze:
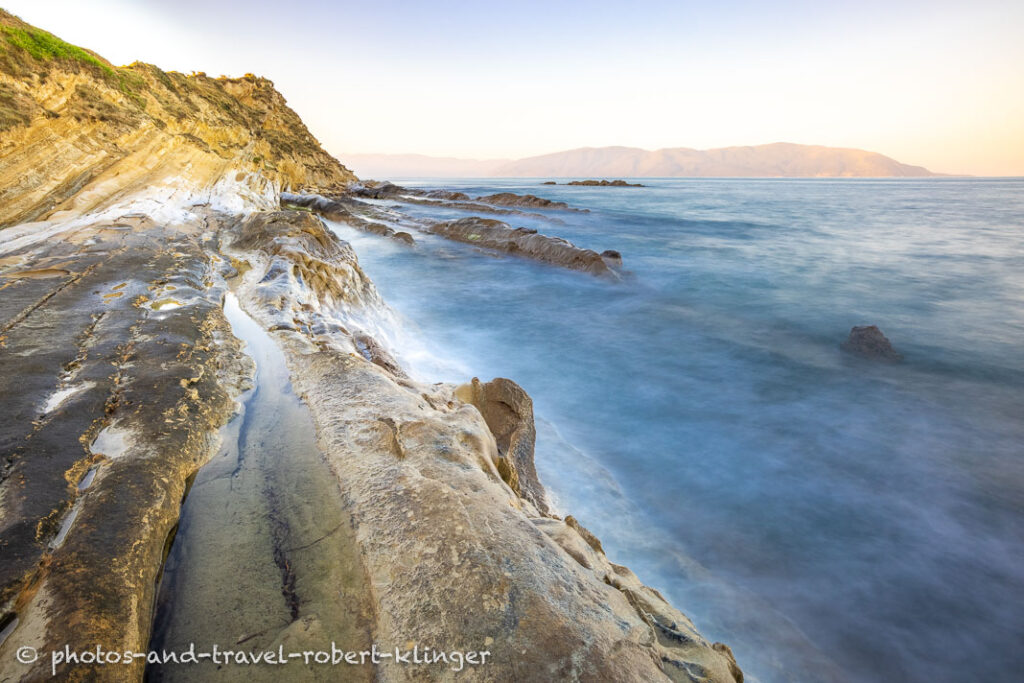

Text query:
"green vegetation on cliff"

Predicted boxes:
[[0, 8, 357, 226], [1, 24, 113, 75]]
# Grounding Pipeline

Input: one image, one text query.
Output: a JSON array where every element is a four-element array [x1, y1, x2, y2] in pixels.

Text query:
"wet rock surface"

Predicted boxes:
[[147, 293, 374, 682], [475, 192, 573, 210], [426, 216, 623, 279], [223, 210, 740, 681], [0, 206, 738, 682], [841, 325, 902, 361], [0, 215, 250, 680], [282, 189, 626, 279], [281, 191, 416, 244]]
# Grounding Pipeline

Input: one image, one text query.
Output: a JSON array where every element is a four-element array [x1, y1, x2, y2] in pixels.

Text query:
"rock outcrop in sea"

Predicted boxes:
[[0, 11, 742, 681], [566, 179, 646, 187], [841, 325, 902, 361]]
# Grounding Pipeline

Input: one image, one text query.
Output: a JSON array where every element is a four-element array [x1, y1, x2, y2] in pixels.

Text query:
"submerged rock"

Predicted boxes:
[[841, 325, 903, 361]]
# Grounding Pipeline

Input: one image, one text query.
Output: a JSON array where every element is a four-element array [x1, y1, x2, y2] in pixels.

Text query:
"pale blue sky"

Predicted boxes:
[[5, 0, 1023, 174]]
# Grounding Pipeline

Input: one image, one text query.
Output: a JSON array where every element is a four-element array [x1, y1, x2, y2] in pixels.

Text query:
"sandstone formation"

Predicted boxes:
[[280, 191, 416, 244], [475, 192, 574, 210], [425, 216, 624, 279], [0, 210, 253, 681], [424, 189, 470, 200], [601, 249, 624, 267], [454, 377, 549, 514], [281, 189, 621, 278], [840, 325, 903, 361], [0, 12, 355, 229], [0, 12, 740, 682], [346, 182, 575, 220]]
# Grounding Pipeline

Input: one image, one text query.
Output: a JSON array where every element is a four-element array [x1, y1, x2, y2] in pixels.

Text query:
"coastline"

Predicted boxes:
[[0, 14, 742, 678]]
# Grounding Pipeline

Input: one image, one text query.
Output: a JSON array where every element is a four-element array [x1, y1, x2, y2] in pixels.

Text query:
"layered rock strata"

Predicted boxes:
[[426, 217, 623, 279], [0, 11, 741, 682]]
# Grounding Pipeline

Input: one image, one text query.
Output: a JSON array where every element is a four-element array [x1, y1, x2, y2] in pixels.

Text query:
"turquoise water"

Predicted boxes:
[[326, 178, 1024, 682]]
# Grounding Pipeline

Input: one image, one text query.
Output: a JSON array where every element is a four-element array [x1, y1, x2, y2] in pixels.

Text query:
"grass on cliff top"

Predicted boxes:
[[1, 25, 114, 76], [1, 24, 149, 109]]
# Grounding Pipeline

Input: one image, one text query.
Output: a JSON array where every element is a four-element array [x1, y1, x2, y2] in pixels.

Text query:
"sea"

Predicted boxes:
[[324, 178, 1024, 683]]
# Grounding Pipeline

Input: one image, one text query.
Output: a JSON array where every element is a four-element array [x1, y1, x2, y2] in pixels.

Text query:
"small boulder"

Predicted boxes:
[[841, 325, 902, 361], [600, 249, 623, 268]]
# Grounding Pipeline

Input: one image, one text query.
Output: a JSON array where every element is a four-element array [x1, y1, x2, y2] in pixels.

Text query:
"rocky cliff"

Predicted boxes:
[[0, 9, 355, 228], [0, 11, 741, 682]]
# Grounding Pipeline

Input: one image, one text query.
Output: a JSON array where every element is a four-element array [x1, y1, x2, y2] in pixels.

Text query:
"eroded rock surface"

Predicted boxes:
[[280, 191, 416, 244], [218, 210, 740, 682], [427, 216, 623, 279], [0, 213, 251, 680], [454, 377, 549, 514], [0, 11, 740, 683], [476, 192, 573, 210]]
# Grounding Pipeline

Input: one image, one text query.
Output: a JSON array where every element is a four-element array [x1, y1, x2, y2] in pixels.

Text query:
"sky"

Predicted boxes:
[[5, 0, 1023, 175]]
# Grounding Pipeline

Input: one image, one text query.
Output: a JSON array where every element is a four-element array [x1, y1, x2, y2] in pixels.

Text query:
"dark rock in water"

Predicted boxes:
[[541, 181, 557, 185], [476, 192, 573, 210], [348, 180, 420, 199], [601, 249, 623, 268], [425, 189, 470, 201], [841, 325, 902, 361], [426, 216, 621, 279], [456, 377, 548, 515], [393, 231, 415, 245], [567, 179, 645, 187]]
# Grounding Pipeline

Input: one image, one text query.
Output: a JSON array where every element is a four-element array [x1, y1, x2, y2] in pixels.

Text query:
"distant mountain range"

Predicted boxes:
[[343, 143, 937, 179]]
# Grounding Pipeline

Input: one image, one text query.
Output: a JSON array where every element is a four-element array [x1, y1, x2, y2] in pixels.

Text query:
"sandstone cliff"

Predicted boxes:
[[0, 12, 741, 682], [0, 9, 355, 228]]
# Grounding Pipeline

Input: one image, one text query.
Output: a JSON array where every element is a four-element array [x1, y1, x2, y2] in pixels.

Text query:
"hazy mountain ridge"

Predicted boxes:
[[347, 143, 937, 178]]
